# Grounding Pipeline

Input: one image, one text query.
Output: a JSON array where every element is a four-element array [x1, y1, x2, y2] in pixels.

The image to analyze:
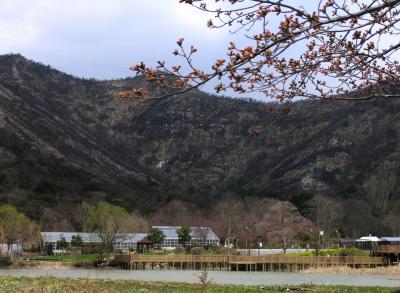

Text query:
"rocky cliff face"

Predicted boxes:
[[1, 54, 399, 215]]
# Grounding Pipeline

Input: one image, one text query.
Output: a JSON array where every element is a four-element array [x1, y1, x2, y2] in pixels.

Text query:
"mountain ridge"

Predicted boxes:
[[1, 53, 400, 218]]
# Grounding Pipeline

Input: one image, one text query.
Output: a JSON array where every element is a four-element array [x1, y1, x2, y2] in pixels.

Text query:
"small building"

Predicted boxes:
[[372, 237, 400, 263], [152, 226, 219, 248], [379, 237, 400, 245], [136, 236, 153, 253], [0, 244, 23, 256], [115, 233, 148, 251], [335, 238, 356, 248], [41, 232, 147, 252], [355, 235, 380, 250]]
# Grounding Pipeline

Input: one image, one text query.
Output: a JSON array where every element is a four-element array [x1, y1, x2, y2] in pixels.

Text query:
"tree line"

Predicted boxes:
[[1, 167, 399, 254]]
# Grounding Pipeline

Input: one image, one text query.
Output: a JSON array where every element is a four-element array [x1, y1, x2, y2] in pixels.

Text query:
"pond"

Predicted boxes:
[[0, 268, 400, 287]]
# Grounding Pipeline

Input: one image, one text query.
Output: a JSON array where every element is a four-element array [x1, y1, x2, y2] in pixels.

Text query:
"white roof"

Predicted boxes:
[[119, 233, 148, 243], [41, 232, 147, 244], [152, 226, 219, 241], [380, 237, 400, 242], [356, 236, 380, 242]]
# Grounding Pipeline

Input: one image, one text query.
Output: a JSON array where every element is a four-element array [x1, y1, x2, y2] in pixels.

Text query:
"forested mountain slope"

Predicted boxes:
[[1, 54, 399, 219]]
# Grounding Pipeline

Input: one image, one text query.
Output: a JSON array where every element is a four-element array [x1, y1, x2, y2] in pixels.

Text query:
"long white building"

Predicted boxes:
[[42, 226, 220, 251], [41, 232, 147, 251]]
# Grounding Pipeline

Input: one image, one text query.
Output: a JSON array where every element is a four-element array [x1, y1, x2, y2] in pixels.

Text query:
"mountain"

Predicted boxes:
[[1, 54, 400, 218]]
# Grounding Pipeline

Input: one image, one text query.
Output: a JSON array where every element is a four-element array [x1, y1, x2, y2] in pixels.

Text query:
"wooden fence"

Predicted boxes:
[[373, 245, 400, 255], [114, 254, 384, 272]]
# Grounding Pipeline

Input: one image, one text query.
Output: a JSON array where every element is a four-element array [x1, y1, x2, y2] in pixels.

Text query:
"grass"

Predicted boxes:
[[14, 254, 102, 268], [303, 265, 400, 275], [25, 254, 101, 263], [0, 276, 397, 293], [285, 248, 370, 257]]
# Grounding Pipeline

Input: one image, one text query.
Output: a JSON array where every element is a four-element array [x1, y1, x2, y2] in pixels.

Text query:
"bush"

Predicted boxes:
[[339, 247, 369, 256], [191, 247, 205, 255], [0, 257, 12, 267], [311, 248, 369, 256], [45, 243, 53, 256], [81, 243, 103, 254]]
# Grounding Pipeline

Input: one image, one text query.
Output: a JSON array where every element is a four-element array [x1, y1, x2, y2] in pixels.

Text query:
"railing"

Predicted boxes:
[[373, 245, 400, 254], [114, 254, 384, 266]]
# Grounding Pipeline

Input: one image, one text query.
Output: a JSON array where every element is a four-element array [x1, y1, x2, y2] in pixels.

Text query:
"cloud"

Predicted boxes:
[[0, 0, 233, 79], [0, 19, 40, 49]]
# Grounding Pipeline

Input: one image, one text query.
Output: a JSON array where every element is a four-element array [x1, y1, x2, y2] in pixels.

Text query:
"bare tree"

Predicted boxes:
[[127, 0, 400, 103], [212, 195, 245, 242], [364, 170, 397, 217], [75, 201, 91, 232], [383, 210, 400, 236], [307, 195, 343, 246], [39, 208, 73, 232], [150, 199, 194, 226], [131, 210, 149, 232], [341, 198, 375, 238], [192, 226, 210, 247], [256, 201, 314, 252]]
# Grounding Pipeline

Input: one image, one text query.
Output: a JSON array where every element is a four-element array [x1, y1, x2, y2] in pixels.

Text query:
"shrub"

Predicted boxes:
[[191, 247, 205, 255], [0, 257, 12, 267]]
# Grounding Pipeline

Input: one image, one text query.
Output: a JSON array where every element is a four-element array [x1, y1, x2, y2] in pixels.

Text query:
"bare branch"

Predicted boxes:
[[127, 0, 400, 103]]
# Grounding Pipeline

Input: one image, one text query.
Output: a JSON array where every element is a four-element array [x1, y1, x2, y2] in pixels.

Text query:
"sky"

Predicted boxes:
[[0, 0, 235, 84], [2, 0, 376, 101]]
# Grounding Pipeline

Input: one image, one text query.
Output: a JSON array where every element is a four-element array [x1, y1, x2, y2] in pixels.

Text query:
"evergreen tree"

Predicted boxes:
[[147, 227, 165, 248], [177, 225, 192, 247]]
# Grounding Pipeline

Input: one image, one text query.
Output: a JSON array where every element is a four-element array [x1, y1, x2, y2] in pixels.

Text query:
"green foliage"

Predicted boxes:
[[45, 243, 53, 256], [85, 202, 134, 253], [287, 248, 369, 257], [0, 204, 38, 245], [317, 248, 369, 257], [0, 139, 166, 222], [294, 231, 312, 247], [71, 235, 83, 247], [56, 237, 68, 251], [177, 226, 192, 246], [85, 202, 133, 233], [29, 254, 100, 263], [290, 193, 314, 216], [0, 257, 12, 267], [147, 227, 165, 246]]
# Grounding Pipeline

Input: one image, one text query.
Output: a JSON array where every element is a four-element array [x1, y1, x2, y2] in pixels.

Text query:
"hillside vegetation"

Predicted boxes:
[[1, 54, 400, 237]]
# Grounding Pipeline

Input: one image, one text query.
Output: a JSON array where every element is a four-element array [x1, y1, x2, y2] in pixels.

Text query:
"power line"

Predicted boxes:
[[4, 45, 133, 79]]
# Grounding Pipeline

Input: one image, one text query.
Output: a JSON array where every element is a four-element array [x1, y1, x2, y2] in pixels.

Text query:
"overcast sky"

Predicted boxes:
[[0, 1, 328, 100], [1, 1, 237, 82]]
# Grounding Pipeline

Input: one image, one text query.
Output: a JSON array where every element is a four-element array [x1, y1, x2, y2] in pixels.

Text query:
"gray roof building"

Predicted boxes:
[[379, 237, 400, 243], [41, 232, 147, 251], [152, 226, 219, 248]]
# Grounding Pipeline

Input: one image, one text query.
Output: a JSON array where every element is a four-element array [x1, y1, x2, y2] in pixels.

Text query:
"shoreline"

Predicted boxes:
[[303, 265, 400, 276], [0, 267, 400, 287], [8, 261, 96, 270], [7, 261, 400, 276], [0, 276, 396, 293]]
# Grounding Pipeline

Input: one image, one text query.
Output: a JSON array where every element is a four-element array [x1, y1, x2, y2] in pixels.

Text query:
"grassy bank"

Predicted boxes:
[[10, 254, 102, 268], [25, 254, 101, 262], [285, 248, 370, 257], [303, 265, 400, 275], [0, 276, 396, 293]]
